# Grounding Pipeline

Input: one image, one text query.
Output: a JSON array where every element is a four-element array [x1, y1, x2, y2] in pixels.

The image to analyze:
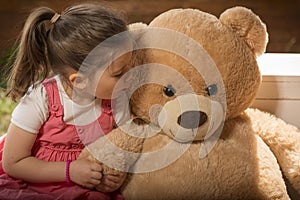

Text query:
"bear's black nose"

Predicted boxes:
[[177, 111, 207, 129]]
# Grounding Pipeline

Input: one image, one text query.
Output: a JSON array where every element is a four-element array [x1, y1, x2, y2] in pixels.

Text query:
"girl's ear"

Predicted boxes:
[[69, 73, 88, 90]]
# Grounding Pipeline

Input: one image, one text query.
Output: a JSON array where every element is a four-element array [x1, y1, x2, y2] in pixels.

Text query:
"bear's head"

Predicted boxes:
[[128, 7, 268, 143]]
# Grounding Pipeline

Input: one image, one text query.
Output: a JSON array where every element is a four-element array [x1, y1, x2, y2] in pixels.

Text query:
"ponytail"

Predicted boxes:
[[6, 7, 55, 101]]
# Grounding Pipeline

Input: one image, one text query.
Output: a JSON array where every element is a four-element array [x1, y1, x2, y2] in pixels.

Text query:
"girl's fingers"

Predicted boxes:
[[105, 174, 126, 183], [90, 163, 102, 172], [92, 171, 102, 180], [94, 174, 126, 192], [89, 178, 101, 186], [102, 178, 118, 187]]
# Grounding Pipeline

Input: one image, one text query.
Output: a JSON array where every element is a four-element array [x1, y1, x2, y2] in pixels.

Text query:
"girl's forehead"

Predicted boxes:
[[107, 51, 132, 73], [112, 51, 133, 66], [111, 40, 134, 62]]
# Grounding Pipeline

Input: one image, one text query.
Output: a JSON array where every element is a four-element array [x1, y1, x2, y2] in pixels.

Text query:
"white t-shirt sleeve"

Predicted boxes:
[[11, 84, 49, 134]]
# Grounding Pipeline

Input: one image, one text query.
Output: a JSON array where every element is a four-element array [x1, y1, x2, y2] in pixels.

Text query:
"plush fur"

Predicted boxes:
[[80, 7, 300, 200]]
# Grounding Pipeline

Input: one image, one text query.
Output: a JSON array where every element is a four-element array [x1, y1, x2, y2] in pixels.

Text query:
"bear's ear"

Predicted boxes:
[[220, 6, 268, 56], [128, 22, 148, 40], [128, 22, 148, 31]]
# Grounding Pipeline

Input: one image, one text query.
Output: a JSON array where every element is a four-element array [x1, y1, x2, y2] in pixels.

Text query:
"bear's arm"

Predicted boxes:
[[80, 119, 146, 175], [245, 108, 300, 193]]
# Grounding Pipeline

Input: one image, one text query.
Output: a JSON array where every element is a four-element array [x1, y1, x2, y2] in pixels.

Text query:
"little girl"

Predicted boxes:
[[0, 3, 134, 200]]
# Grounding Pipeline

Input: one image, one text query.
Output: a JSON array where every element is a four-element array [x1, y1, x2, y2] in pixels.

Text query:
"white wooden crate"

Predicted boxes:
[[252, 53, 300, 129]]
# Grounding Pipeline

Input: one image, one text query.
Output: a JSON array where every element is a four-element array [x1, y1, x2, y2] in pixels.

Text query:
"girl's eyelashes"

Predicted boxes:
[[113, 71, 123, 77], [113, 64, 130, 77], [112, 67, 125, 77], [108, 65, 123, 77]]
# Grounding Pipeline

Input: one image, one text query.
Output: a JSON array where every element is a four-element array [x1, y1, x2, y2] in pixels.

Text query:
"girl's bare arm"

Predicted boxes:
[[2, 123, 102, 188]]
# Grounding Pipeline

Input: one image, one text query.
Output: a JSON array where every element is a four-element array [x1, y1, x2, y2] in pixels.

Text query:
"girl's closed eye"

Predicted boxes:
[[113, 64, 131, 77], [109, 52, 133, 78], [112, 68, 124, 77], [114, 72, 123, 78]]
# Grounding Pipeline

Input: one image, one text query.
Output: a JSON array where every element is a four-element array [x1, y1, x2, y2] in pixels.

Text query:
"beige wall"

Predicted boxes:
[[0, 0, 299, 58]]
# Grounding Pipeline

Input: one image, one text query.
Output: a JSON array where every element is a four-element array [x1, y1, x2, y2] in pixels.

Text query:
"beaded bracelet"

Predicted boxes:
[[66, 160, 72, 185]]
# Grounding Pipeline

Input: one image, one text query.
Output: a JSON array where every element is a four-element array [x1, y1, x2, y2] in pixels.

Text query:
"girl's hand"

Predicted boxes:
[[69, 158, 103, 189], [95, 172, 127, 192]]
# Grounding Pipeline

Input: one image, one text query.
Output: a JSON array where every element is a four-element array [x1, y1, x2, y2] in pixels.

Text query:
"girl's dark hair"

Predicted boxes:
[[6, 3, 128, 101]]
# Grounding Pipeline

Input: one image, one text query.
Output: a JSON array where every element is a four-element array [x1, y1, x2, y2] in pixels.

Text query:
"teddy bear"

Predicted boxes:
[[80, 6, 300, 200]]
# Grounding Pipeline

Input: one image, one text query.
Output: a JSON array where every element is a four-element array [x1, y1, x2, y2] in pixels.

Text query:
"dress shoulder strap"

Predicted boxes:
[[42, 78, 63, 117]]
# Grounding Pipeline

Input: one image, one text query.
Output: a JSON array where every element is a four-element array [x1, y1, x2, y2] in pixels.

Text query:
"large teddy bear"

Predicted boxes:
[[80, 6, 300, 199]]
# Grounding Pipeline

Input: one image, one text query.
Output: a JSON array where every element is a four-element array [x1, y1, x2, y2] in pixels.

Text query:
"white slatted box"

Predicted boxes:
[[251, 53, 300, 129]]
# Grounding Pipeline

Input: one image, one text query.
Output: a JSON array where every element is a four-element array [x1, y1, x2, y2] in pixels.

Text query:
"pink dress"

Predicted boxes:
[[0, 78, 123, 200]]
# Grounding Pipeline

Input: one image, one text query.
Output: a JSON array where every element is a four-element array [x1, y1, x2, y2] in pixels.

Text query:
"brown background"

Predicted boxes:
[[0, 0, 300, 59]]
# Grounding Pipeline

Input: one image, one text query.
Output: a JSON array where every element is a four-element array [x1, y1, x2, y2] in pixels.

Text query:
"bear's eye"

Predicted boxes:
[[164, 85, 176, 97], [206, 84, 217, 96]]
